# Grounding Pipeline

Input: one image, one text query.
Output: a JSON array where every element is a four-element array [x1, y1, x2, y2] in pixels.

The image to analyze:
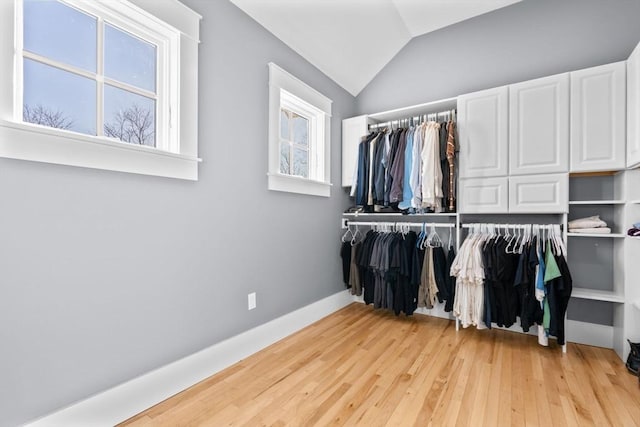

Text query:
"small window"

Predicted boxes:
[[0, 0, 201, 180], [268, 63, 332, 197]]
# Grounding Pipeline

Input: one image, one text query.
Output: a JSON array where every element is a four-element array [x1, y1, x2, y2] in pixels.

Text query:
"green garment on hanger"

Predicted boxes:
[[544, 240, 561, 283]]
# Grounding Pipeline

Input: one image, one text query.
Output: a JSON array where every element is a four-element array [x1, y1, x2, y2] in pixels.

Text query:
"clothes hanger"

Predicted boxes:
[[428, 225, 442, 248], [553, 224, 566, 256], [350, 224, 361, 245], [417, 223, 425, 249], [505, 226, 517, 254], [341, 224, 354, 243]]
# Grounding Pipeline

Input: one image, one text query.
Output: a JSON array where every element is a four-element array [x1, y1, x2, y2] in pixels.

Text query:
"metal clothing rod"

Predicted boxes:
[[346, 221, 455, 229], [461, 223, 560, 229], [368, 109, 457, 130]]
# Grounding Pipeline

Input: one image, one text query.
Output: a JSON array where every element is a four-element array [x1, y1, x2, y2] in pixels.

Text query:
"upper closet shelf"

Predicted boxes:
[[572, 288, 625, 303], [567, 232, 626, 238], [367, 97, 457, 123], [627, 200, 640, 204], [342, 212, 457, 218], [568, 200, 625, 205]]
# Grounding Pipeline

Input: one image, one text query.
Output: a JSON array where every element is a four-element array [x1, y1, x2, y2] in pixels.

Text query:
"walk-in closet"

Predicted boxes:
[[4, 0, 640, 426]]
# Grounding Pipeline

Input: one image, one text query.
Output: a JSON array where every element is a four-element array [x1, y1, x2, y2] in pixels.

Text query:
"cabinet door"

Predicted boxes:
[[571, 62, 626, 172], [341, 115, 369, 187], [457, 86, 509, 178], [459, 177, 508, 213], [509, 173, 568, 213], [509, 73, 569, 175], [628, 42, 640, 168]]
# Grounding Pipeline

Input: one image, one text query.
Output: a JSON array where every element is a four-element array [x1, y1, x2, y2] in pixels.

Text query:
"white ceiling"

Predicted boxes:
[[230, 0, 522, 96]]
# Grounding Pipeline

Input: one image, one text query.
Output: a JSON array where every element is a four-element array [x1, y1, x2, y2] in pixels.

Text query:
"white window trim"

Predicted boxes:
[[268, 62, 332, 197], [0, 0, 201, 180]]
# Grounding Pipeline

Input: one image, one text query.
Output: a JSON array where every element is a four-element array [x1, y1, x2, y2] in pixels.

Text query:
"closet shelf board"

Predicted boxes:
[[367, 97, 457, 123], [342, 212, 457, 218], [566, 232, 626, 238], [571, 288, 625, 303], [568, 200, 625, 205], [627, 200, 640, 204]]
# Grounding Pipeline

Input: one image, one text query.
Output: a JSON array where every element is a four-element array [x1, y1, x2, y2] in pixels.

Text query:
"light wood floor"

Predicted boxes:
[[121, 303, 640, 426]]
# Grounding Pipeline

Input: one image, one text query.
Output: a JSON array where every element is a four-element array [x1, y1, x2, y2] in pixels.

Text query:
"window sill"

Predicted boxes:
[[267, 172, 332, 197], [0, 120, 201, 180]]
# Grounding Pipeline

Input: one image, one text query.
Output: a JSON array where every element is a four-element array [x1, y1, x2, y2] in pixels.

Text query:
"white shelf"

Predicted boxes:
[[572, 287, 625, 303], [342, 212, 457, 217], [368, 97, 457, 123], [568, 200, 625, 205], [627, 200, 640, 204], [567, 232, 626, 238]]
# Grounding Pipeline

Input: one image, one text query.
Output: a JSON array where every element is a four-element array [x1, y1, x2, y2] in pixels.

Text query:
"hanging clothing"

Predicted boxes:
[[344, 229, 455, 316], [421, 122, 443, 212], [410, 125, 424, 209], [340, 241, 351, 287], [398, 127, 414, 210], [445, 120, 457, 212], [451, 226, 572, 345], [349, 114, 457, 213]]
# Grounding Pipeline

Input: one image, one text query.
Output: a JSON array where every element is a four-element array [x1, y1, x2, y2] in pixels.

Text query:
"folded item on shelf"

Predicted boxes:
[[569, 227, 611, 234], [568, 215, 607, 229], [634, 222, 640, 229], [628, 228, 640, 237]]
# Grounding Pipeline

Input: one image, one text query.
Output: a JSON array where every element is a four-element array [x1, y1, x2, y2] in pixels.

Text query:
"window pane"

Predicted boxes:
[[104, 24, 156, 92], [293, 147, 309, 178], [23, 0, 97, 72], [280, 109, 289, 140], [23, 58, 96, 135], [293, 114, 308, 146], [104, 85, 156, 147], [279, 142, 290, 174]]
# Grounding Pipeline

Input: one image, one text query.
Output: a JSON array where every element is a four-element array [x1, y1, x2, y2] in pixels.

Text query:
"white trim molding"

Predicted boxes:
[[267, 62, 332, 197], [0, 0, 201, 180], [24, 290, 353, 427], [0, 120, 201, 180]]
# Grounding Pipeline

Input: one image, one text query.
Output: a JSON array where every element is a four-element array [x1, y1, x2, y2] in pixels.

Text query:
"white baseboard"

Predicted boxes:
[[25, 290, 354, 427], [566, 319, 614, 349], [353, 295, 613, 350]]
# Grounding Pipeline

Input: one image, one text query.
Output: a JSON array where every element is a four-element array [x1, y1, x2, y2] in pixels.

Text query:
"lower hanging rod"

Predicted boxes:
[[346, 221, 456, 229]]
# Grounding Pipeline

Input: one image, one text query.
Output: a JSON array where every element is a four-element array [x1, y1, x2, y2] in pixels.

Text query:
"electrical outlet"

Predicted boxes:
[[248, 292, 256, 310]]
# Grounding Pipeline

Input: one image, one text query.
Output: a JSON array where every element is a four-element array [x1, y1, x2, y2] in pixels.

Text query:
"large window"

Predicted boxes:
[[268, 63, 332, 197], [22, 0, 159, 146], [0, 0, 201, 180]]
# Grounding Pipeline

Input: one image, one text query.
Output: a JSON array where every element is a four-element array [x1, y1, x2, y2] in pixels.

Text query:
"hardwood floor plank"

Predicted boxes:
[[120, 303, 640, 427]]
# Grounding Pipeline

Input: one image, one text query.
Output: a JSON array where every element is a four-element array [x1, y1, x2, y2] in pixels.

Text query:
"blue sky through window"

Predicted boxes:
[[24, 0, 96, 72], [105, 24, 156, 92], [22, 0, 157, 147], [23, 58, 96, 135]]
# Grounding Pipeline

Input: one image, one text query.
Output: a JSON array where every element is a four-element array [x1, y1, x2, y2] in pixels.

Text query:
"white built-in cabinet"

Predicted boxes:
[[509, 173, 568, 213], [458, 74, 569, 214], [458, 86, 509, 178], [341, 115, 370, 187], [509, 73, 570, 175], [628, 42, 640, 168], [459, 177, 508, 213], [570, 62, 626, 172]]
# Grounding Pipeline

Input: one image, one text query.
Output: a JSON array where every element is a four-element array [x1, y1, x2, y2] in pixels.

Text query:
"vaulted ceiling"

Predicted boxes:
[[230, 0, 522, 96]]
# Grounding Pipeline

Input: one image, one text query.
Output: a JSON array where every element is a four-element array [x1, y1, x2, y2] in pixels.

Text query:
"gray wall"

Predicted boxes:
[[0, 1, 354, 425], [356, 0, 640, 114]]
